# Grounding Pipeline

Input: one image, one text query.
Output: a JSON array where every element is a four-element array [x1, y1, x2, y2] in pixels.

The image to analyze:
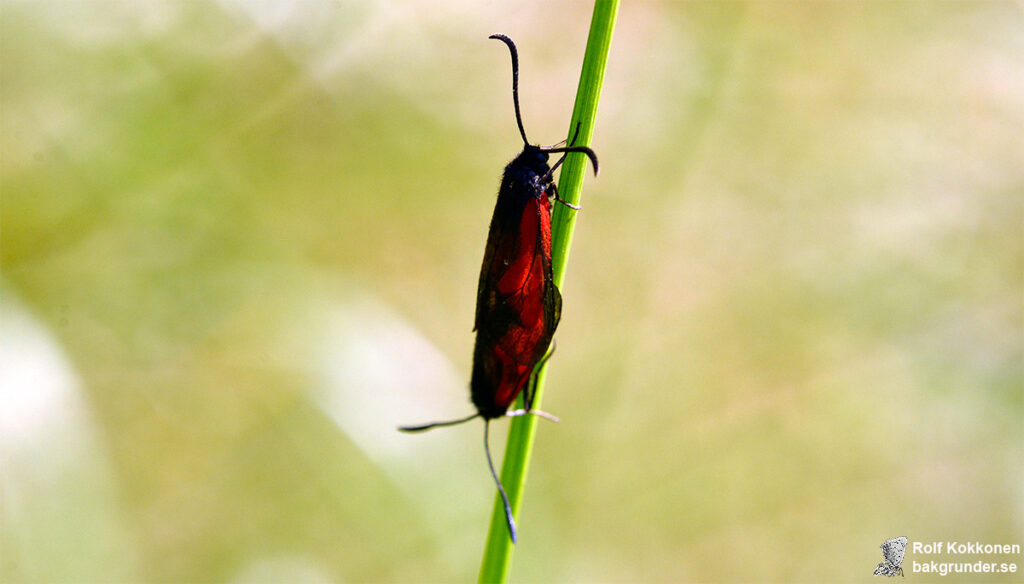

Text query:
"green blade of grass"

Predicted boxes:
[[478, 2, 618, 582]]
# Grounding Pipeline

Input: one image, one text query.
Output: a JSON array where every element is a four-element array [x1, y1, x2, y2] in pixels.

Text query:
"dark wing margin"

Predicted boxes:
[[545, 276, 562, 332], [474, 206, 517, 331], [473, 232, 497, 332]]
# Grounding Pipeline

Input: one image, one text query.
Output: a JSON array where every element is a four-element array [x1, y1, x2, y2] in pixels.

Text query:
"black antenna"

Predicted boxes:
[[490, 34, 600, 177], [546, 146, 599, 175], [397, 412, 480, 433], [490, 34, 530, 147], [547, 122, 599, 176], [484, 420, 517, 543]]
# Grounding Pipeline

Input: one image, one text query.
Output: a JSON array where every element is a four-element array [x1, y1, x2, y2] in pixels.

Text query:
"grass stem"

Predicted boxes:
[[478, 2, 618, 582]]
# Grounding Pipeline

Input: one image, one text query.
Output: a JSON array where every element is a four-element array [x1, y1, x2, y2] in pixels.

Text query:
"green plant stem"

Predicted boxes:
[[478, 2, 618, 582]]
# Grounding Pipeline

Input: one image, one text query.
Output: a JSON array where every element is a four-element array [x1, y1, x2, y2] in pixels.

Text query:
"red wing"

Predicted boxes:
[[474, 196, 561, 410], [476, 197, 553, 331], [475, 195, 548, 329]]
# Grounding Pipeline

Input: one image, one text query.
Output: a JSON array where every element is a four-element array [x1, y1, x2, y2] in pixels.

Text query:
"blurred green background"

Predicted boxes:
[[2, 1, 1022, 582]]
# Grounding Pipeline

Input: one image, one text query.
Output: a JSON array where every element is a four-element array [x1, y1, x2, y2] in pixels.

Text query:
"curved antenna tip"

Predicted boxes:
[[397, 412, 480, 433], [489, 34, 529, 147]]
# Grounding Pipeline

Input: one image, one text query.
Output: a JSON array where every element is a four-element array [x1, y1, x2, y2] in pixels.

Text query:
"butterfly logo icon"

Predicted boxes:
[[873, 536, 908, 577]]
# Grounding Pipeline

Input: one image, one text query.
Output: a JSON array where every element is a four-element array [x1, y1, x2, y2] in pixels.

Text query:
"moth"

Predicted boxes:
[[399, 34, 598, 544]]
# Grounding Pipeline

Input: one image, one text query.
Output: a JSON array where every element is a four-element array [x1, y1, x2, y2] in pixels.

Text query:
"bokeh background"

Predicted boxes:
[[2, 1, 1022, 582]]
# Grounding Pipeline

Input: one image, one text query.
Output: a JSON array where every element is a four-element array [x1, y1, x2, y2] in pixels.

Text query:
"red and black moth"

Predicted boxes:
[[399, 34, 598, 544]]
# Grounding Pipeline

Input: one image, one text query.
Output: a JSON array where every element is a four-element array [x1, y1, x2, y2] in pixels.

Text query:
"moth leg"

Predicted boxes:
[[542, 122, 582, 150], [535, 339, 557, 370], [524, 340, 557, 411], [521, 367, 538, 413], [506, 409, 560, 423], [517, 340, 558, 417], [550, 182, 581, 211]]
